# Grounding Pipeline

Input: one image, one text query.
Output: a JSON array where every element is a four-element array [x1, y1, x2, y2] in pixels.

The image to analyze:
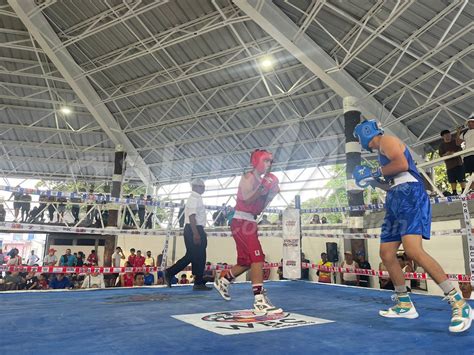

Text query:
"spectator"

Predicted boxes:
[[86, 190, 95, 225], [317, 252, 332, 283], [128, 248, 136, 266], [144, 270, 154, 286], [133, 250, 145, 267], [81, 271, 106, 289], [47, 196, 56, 223], [379, 262, 394, 290], [340, 251, 359, 286], [459, 281, 473, 300], [457, 116, 474, 190], [43, 248, 58, 266], [301, 252, 310, 280], [0, 204, 5, 222], [49, 273, 72, 289], [38, 193, 48, 222], [226, 206, 234, 226], [137, 194, 146, 227], [178, 200, 185, 228], [156, 270, 165, 285], [27, 206, 40, 223], [129, 194, 138, 226], [310, 214, 321, 224], [56, 196, 67, 223], [11, 188, 22, 222], [145, 251, 155, 266], [321, 216, 328, 224], [357, 255, 371, 288], [4, 272, 24, 290], [70, 196, 81, 224], [263, 260, 271, 281], [25, 271, 39, 290], [87, 250, 98, 266], [145, 195, 154, 229], [0, 248, 5, 265], [179, 274, 189, 284], [277, 258, 284, 280], [203, 261, 215, 283], [26, 250, 39, 266], [439, 129, 465, 195], [111, 247, 125, 267], [100, 201, 109, 227], [135, 273, 145, 286], [120, 261, 134, 287], [37, 274, 48, 289], [76, 251, 85, 267], [258, 214, 271, 225], [7, 248, 21, 266], [59, 249, 77, 267], [21, 193, 31, 223]]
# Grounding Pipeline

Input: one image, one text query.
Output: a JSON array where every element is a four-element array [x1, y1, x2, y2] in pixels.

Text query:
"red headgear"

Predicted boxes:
[[250, 149, 272, 173]]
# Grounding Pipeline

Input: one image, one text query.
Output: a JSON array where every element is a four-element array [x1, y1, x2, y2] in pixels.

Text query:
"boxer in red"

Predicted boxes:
[[214, 149, 282, 314]]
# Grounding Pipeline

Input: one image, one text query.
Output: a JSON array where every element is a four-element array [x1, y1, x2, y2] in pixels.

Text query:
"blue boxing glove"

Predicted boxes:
[[353, 165, 382, 188]]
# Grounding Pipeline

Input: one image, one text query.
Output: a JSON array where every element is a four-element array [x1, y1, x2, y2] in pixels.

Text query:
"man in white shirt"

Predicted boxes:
[[81, 271, 106, 289], [341, 251, 359, 286], [43, 248, 58, 266], [165, 178, 212, 291], [26, 250, 40, 266], [111, 246, 125, 267]]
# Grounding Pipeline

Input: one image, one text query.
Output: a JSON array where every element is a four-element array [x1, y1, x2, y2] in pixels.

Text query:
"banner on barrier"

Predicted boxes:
[[282, 208, 301, 280]]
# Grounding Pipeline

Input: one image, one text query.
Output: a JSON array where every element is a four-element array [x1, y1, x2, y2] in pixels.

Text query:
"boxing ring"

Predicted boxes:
[[1, 281, 472, 354]]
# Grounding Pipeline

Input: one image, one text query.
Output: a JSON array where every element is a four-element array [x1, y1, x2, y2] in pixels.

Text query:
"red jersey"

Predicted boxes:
[[234, 173, 267, 215], [87, 254, 98, 265], [133, 256, 145, 267], [122, 273, 134, 287], [128, 254, 136, 265]]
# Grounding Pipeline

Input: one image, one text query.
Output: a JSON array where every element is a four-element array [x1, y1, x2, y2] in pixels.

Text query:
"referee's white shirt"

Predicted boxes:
[[185, 191, 206, 226]]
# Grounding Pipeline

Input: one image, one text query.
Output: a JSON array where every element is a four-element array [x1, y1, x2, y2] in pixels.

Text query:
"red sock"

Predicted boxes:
[[252, 283, 263, 295]]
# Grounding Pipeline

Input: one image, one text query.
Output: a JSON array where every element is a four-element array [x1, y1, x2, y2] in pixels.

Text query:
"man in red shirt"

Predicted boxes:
[[133, 250, 145, 268], [128, 248, 136, 266], [87, 250, 98, 266], [214, 149, 281, 314]]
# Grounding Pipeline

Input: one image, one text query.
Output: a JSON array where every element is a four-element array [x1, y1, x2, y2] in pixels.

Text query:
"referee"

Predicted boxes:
[[165, 178, 212, 291]]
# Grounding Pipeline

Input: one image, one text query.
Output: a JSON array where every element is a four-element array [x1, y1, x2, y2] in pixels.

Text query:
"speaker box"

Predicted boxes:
[[326, 242, 338, 263]]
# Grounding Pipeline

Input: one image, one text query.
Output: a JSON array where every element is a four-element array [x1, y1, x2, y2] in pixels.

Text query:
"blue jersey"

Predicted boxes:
[[378, 148, 423, 183]]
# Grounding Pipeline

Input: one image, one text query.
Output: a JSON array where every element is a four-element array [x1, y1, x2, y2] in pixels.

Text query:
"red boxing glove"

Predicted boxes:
[[261, 173, 279, 194]]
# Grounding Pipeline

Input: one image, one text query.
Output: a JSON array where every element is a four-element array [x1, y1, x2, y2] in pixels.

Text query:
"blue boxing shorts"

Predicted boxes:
[[380, 182, 431, 243]]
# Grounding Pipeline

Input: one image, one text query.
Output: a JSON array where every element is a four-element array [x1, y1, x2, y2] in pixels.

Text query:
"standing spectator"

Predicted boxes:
[[59, 249, 77, 267], [27, 206, 40, 223], [86, 190, 95, 225], [21, 193, 31, 222], [358, 255, 371, 288], [300, 252, 310, 280], [179, 274, 189, 284], [7, 248, 21, 266], [43, 248, 58, 266], [258, 214, 271, 225], [144, 270, 155, 286], [71, 196, 81, 224], [178, 200, 185, 228], [145, 251, 155, 266], [47, 196, 56, 223], [137, 194, 146, 227], [341, 251, 359, 286], [277, 258, 285, 280], [203, 261, 215, 283], [87, 250, 98, 266], [321, 216, 328, 224], [111, 247, 125, 267], [128, 248, 137, 266], [49, 273, 72, 289], [81, 271, 106, 289], [11, 188, 22, 222], [457, 116, 474, 190], [317, 252, 332, 283], [133, 250, 145, 267], [38, 193, 48, 222], [145, 195, 154, 229], [310, 214, 321, 224], [56, 196, 67, 223], [165, 178, 212, 291], [0, 204, 5, 222], [439, 129, 465, 195], [26, 250, 39, 266], [76, 251, 85, 267]]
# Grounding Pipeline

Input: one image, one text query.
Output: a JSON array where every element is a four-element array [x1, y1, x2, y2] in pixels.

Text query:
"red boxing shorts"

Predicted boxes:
[[230, 218, 265, 266]]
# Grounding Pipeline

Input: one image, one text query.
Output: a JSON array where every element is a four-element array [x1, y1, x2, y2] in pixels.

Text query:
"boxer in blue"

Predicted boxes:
[[353, 120, 472, 333]]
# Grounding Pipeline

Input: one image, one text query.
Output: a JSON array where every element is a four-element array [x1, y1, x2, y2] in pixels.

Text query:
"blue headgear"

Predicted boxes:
[[353, 120, 384, 152]]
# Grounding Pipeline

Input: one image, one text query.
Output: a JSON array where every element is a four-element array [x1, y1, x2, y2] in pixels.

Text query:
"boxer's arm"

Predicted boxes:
[[379, 136, 408, 176], [240, 173, 264, 203]]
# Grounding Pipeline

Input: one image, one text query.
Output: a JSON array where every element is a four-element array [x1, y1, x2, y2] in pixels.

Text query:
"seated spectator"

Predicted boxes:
[[120, 261, 134, 287], [134, 273, 145, 286], [439, 129, 465, 195], [156, 270, 165, 285], [179, 274, 189, 284], [25, 271, 39, 290], [317, 253, 332, 283], [321, 216, 328, 224], [37, 274, 49, 290], [340, 251, 359, 286], [310, 214, 320, 224], [459, 281, 473, 300], [258, 214, 271, 225], [144, 270, 154, 286], [203, 261, 215, 283], [81, 271, 105, 289], [4, 272, 24, 290], [357, 255, 371, 288], [87, 250, 98, 266], [49, 274, 72, 289], [43, 248, 58, 266]]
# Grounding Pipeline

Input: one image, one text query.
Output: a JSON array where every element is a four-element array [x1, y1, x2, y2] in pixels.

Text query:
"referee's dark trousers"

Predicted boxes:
[[167, 224, 207, 285]]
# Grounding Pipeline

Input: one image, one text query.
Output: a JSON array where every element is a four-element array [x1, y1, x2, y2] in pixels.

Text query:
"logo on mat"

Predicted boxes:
[[173, 310, 333, 335]]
